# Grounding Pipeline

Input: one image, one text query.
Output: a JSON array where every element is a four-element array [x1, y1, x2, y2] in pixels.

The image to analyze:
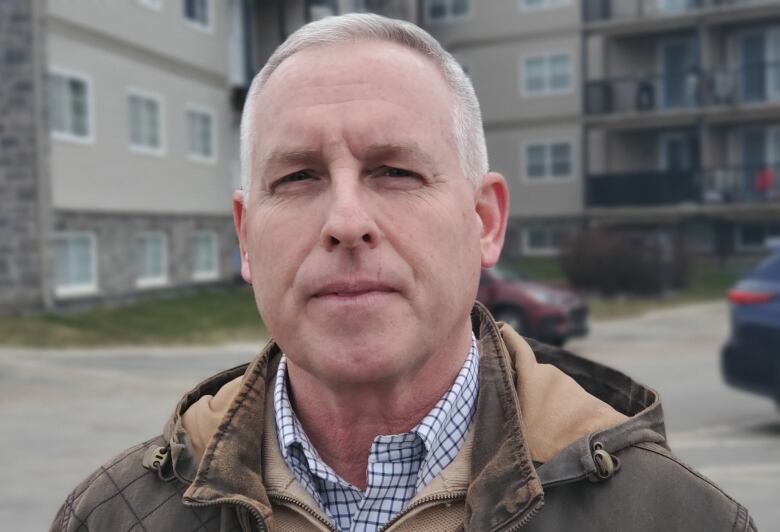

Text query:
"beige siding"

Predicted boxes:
[[48, 30, 233, 214], [47, 0, 230, 77], [487, 125, 583, 218]]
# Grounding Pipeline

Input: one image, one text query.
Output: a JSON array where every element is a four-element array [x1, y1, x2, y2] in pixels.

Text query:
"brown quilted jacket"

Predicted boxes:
[[51, 304, 757, 531]]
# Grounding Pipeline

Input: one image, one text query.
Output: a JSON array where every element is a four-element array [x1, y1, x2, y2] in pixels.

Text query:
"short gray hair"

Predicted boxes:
[[239, 13, 488, 192]]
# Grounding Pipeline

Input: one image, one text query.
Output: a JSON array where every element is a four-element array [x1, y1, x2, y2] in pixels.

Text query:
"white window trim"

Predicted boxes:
[[192, 231, 220, 281], [48, 66, 95, 145], [135, 231, 169, 288], [518, 0, 570, 12], [53, 232, 99, 298], [522, 227, 562, 257], [184, 0, 214, 33], [138, 0, 162, 11], [423, 0, 473, 24], [519, 52, 574, 98], [185, 104, 218, 164], [126, 87, 166, 156], [520, 139, 576, 183]]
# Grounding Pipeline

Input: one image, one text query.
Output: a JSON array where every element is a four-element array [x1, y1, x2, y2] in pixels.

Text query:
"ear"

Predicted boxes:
[[232, 190, 252, 284], [475, 172, 509, 269]]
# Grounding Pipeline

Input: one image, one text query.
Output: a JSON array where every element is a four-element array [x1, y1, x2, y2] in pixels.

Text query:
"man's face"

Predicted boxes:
[[235, 41, 506, 388]]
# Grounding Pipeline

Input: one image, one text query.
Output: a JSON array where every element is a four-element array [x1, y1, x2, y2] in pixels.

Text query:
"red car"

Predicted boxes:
[[477, 266, 588, 346]]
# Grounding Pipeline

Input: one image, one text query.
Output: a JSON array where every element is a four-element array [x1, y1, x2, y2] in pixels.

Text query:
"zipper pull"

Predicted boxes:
[[142, 445, 170, 472]]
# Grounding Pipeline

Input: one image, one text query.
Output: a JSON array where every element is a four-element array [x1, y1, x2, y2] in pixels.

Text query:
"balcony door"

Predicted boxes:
[[659, 132, 696, 172], [657, 37, 698, 108], [739, 29, 780, 102]]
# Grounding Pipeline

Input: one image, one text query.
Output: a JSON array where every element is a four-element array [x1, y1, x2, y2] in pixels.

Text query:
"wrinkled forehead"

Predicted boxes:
[[251, 40, 458, 146]]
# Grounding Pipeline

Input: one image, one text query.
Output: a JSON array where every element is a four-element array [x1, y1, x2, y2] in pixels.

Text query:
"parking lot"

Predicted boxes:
[[1, 302, 777, 531]]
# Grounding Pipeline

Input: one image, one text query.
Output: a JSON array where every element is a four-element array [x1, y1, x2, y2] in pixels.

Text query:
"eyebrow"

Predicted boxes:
[[264, 142, 435, 172]]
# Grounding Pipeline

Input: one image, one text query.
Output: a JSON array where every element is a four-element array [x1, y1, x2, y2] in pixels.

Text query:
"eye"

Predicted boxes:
[[271, 170, 314, 191], [381, 167, 418, 179]]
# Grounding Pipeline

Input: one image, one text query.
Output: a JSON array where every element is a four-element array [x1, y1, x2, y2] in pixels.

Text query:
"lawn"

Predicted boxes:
[[500, 256, 749, 321], [0, 258, 751, 348], [0, 286, 266, 348]]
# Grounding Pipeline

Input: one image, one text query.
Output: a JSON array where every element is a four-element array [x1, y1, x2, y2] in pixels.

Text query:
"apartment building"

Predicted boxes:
[[1, 0, 249, 313], [422, 0, 585, 259], [583, 0, 780, 256]]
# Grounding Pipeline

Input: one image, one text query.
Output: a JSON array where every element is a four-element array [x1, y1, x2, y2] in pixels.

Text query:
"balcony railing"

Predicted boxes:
[[584, 0, 766, 24], [586, 165, 780, 208], [586, 62, 780, 115]]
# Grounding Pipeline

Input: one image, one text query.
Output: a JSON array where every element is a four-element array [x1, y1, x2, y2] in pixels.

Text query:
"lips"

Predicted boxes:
[[312, 280, 397, 298]]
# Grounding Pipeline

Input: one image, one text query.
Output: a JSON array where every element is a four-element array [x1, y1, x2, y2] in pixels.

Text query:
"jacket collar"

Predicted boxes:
[[164, 302, 668, 530]]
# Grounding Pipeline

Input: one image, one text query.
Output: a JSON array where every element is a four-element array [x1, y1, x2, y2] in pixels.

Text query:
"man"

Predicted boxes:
[[52, 14, 755, 532]]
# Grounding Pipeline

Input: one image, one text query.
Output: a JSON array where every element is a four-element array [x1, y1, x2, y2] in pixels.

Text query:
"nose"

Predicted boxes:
[[320, 182, 381, 252]]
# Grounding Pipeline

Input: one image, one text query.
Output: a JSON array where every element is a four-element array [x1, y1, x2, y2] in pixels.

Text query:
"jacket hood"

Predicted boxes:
[[161, 303, 668, 528]]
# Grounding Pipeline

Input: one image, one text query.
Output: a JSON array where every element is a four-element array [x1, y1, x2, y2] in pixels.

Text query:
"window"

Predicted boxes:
[[128, 90, 164, 154], [48, 70, 92, 142], [52, 232, 97, 297], [184, 0, 210, 30], [519, 0, 569, 10], [186, 107, 216, 162], [136, 232, 168, 287], [139, 0, 161, 9], [521, 53, 572, 96], [737, 223, 780, 251], [523, 226, 567, 256], [425, 0, 470, 22], [658, 0, 698, 14], [192, 231, 219, 280], [523, 141, 573, 180]]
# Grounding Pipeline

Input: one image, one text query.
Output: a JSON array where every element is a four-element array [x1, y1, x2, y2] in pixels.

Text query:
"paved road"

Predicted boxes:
[[568, 302, 779, 530], [1, 302, 777, 530]]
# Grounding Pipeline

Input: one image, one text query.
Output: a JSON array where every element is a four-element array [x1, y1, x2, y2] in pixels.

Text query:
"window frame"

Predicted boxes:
[[522, 226, 566, 257], [185, 104, 217, 163], [518, 0, 570, 12], [126, 87, 166, 156], [183, 0, 213, 33], [52, 231, 98, 298], [423, 0, 472, 24], [135, 231, 169, 288], [519, 52, 574, 97], [521, 139, 575, 183], [47, 66, 95, 145], [139, 0, 162, 10], [192, 230, 220, 281]]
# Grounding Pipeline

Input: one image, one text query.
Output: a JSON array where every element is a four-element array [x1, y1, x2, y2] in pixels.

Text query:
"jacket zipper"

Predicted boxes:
[[378, 491, 467, 531], [269, 494, 339, 531], [184, 498, 268, 532]]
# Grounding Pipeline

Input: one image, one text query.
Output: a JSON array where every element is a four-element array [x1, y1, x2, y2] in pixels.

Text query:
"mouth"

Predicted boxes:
[[312, 281, 397, 299]]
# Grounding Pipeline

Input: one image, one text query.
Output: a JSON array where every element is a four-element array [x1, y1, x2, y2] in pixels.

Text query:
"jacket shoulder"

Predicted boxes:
[[619, 442, 756, 531], [50, 436, 220, 532]]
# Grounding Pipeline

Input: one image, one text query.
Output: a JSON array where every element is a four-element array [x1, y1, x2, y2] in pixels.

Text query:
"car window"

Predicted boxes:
[[751, 252, 780, 281]]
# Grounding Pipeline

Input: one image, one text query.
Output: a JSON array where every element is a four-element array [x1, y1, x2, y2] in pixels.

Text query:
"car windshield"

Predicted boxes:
[[751, 252, 780, 282]]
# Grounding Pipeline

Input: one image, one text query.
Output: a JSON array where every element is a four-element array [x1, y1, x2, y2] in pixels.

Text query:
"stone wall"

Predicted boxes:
[[0, 0, 48, 313], [50, 211, 238, 311]]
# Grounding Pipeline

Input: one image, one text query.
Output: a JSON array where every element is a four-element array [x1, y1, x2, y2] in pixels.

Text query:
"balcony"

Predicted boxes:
[[586, 62, 780, 119], [586, 165, 780, 208], [584, 0, 775, 25]]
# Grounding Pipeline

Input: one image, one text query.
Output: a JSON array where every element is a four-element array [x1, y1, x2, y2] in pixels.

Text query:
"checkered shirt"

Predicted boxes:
[[273, 334, 480, 532]]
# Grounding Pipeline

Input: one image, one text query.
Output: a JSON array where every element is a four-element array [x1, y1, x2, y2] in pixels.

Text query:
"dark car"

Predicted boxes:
[[477, 266, 588, 346], [721, 242, 780, 406]]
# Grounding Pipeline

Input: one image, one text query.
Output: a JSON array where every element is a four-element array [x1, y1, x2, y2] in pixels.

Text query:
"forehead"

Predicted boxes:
[[251, 40, 457, 160]]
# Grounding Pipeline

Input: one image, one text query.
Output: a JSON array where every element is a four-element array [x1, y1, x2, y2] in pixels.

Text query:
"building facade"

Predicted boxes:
[[1, 0, 249, 313]]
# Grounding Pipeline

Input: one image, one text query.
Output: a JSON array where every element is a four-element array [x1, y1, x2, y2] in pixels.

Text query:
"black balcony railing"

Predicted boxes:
[[586, 170, 701, 207], [586, 62, 780, 115], [586, 165, 780, 208], [584, 0, 759, 23]]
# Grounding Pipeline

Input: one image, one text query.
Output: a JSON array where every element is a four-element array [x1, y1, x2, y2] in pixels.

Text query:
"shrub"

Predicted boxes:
[[559, 230, 691, 296]]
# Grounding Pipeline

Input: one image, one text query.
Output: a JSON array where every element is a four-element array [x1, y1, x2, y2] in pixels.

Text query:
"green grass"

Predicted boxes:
[[0, 286, 267, 348], [499, 256, 748, 321]]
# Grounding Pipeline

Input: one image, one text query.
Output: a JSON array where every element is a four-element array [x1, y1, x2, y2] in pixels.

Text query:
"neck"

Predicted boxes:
[[285, 321, 472, 490]]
